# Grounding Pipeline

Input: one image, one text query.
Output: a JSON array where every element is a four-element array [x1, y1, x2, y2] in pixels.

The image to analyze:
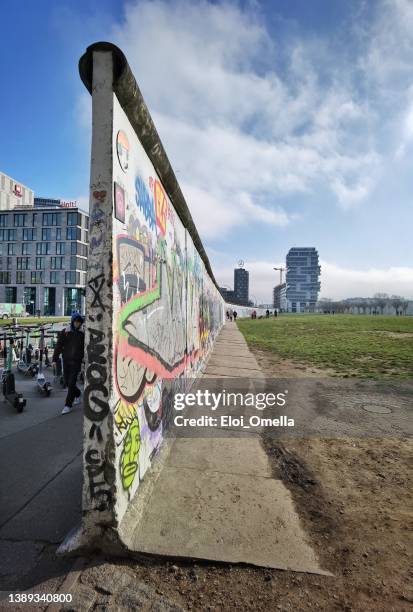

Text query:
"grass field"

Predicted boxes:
[[237, 314, 413, 379]]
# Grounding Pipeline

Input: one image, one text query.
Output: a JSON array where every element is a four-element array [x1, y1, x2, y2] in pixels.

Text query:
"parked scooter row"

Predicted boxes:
[[1, 323, 64, 411]]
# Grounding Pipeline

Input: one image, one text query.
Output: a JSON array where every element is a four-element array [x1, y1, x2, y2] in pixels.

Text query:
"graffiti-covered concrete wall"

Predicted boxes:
[[78, 42, 224, 535]]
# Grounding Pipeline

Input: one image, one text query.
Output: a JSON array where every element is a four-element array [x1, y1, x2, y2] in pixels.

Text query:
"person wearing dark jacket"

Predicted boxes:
[[52, 313, 85, 414]]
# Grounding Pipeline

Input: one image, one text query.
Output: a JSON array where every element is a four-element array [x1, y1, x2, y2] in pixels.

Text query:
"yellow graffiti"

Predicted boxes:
[[120, 418, 141, 491], [114, 399, 136, 432]]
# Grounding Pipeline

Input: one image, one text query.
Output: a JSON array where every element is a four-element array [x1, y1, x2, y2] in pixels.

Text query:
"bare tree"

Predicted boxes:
[[401, 300, 409, 316], [373, 292, 389, 315], [390, 295, 403, 316]]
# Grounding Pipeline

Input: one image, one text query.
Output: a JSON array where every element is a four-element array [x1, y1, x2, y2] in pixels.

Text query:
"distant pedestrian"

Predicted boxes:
[[52, 313, 85, 415], [266, 309, 270, 318], [233, 310, 237, 321]]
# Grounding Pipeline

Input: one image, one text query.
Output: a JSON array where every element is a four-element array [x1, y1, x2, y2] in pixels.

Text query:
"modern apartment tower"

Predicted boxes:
[[285, 247, 320, 312]]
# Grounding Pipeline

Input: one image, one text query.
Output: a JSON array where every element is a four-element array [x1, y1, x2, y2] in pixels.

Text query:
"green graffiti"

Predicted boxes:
[[120, 417, 141, 491], [118, 239, 165, 331]]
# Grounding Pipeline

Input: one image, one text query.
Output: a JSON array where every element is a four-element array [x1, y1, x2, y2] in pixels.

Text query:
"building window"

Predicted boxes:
[[50, 271, 60, 284], [0, 215, 8, 227], [21, 243, 30, 255], [17, 257, 30, 270], [7, 257, 12, 270], [51, 257, 64, 270], [16, 271, 25, 284], [66, 226, 80, 240], [0, 272, 11, 284], [70, 256, 87, 271], [8, 243, 16, 255], [36, 243, 50, 255], [31, 271, 43, 284], [0, 229, 17, 241], [67, 211, 79, 226], [32, 213, 37, 226], [36, 257, 45, 270], [42, 228, 52, 241], [42, 212, 61, 226], [5, 286, 17, 303], [14, 213, 27, 227], [65, 271, 80, 285], [56, 242, 65, 255], [23, 228, 36, 240], [56, 227, 62, 240]]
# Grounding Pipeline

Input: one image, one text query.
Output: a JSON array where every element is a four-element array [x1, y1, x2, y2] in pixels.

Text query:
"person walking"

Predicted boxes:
[[233, 310, 238, 321], [52, 313, 85, 415]]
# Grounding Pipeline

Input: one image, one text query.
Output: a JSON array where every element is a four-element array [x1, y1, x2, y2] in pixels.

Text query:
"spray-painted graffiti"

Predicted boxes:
[[112, 180, 222, 505], [110, 96, 224, 517], [84, 257, 113, 512], [135, 175, 156, 230]]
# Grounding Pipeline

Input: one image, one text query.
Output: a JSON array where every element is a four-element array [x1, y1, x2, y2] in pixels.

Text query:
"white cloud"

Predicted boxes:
[[106, 0, 395, 238], [213, 258, 413, 303]]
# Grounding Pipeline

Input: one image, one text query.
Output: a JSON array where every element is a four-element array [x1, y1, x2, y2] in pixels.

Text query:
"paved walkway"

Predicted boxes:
[[120, 322, 327, 573]]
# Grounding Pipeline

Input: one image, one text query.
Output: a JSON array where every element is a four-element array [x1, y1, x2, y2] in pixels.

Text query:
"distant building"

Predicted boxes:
[[234, 267, 249, 306], [34, 197, 61, 208], [285, 248, 320, 313], [0, 171, 34, 210], [273, 282, 287, 311], [219, 287, 235, 303], [0, 204, 89, 315]]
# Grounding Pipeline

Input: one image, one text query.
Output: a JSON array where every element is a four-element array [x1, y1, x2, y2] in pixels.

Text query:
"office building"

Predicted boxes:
[[285, 248, 320, 313], [234, 267, 249, 306], [0, 203, 89, 315], [219, 287, 235, 303], [273, 282, 287, 311], [0, 171, 34, 210]]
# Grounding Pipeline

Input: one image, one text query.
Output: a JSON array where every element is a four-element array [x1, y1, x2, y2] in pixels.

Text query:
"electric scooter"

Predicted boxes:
[[2, 332, 26, 412], [36, 327, 52, 396], [17, 328, 38, 377]]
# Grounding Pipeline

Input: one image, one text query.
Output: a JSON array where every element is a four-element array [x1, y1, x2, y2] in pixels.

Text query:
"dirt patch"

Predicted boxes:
[[252, 347, 338, 378], [379, 332, 413, 339], [262, 436, 413, 611]]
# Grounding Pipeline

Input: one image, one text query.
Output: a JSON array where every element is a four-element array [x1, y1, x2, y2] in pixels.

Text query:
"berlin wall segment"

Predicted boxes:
[[79, 43, 225, 546]]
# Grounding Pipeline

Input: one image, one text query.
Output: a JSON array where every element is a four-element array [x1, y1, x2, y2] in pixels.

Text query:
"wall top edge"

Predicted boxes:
[[79, 41, 220, 292]]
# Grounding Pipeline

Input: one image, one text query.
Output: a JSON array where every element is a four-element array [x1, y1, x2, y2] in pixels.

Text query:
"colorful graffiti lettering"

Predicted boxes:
[[135, 175, 156, 230]]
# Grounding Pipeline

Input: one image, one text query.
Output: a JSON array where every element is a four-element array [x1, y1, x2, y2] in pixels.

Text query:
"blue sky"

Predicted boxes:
[[1, 0, 412, 301]]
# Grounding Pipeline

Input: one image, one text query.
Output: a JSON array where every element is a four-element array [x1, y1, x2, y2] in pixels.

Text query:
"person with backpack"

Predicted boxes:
[[52, 313, 85, 415]]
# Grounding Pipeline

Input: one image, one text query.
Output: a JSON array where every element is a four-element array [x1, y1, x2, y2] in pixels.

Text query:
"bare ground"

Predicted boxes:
[[68, 349, 413, 612]]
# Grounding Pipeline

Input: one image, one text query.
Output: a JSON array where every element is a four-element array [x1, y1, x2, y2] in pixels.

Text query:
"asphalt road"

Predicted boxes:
[[0, 372, 83, 596]]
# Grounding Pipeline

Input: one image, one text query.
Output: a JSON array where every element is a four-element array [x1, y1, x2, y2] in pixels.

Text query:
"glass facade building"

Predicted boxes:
[[0, 206, 89, 315], [285, 248, 320, 313]]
